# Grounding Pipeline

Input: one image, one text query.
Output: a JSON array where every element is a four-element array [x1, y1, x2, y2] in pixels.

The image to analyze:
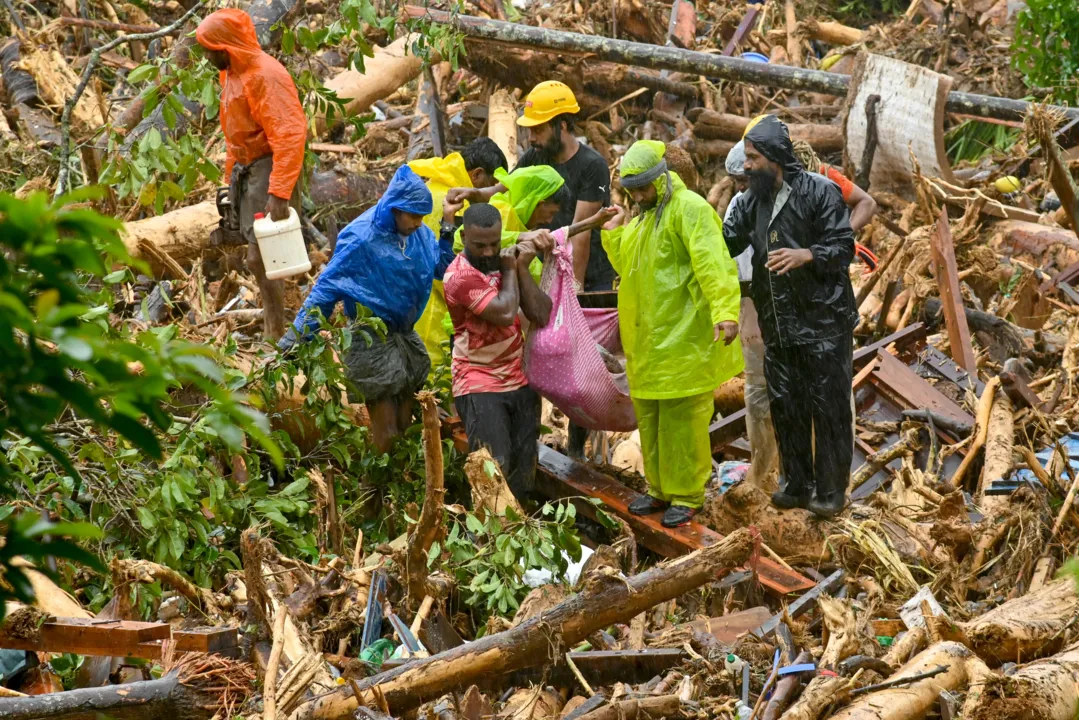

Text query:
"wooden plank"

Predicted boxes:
[[870, 350, 972, 427], [682, 606, 772, 644], [929, 207, 978, 374], [0, 617, 168, 657], [536, 446, 815, 596], [752, 569, 845, 639]]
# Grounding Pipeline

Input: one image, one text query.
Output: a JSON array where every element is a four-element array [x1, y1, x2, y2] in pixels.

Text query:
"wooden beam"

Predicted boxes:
[[869, 350, 973, 428], [929, 207, 978, 374], [535, 446, 815, 596], [0, 617, 238, 659]]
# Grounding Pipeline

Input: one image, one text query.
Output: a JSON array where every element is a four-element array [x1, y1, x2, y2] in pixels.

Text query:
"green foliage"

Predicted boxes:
[[945, 120, 1021, 165], [1013, 0, 1079, 105], [834, 0, 906, 20], [99, 56, 223, 213], [438, 499, 583, 624], [1061, 556, 1079, 590], [0, 191, 278, 618]]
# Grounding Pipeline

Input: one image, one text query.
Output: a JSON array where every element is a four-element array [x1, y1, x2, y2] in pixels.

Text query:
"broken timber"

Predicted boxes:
[[929, 207, 978, 374], [402, 7, 1079, 124], [536, 446, 814, 596], [0, 617, 239, 659]]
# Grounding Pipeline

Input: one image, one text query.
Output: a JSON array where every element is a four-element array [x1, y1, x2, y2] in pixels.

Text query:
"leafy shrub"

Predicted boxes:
[[1012, 0, 1079, 105]]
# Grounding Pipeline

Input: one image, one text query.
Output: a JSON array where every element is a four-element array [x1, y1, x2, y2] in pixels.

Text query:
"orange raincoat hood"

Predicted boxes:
[[196, 9, 307, 199]]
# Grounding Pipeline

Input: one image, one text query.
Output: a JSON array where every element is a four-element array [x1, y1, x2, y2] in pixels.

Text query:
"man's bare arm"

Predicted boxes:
[[846, 183, 878, 232], [475, 250, 521, 327]]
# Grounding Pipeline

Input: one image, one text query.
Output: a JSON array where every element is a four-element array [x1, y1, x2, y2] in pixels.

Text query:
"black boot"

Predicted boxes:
[[628, 495, 668, 516], [771, 477, 808, 510], [808, 493, 846, 519], [662, 505, 698, 528]]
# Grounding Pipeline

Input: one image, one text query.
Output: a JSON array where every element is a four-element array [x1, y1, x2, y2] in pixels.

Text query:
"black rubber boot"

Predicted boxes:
[[628, 495, 668, 516], [662, 505, 698, 528], [771, 478, 809, 510], [807, 494, 846, 519]]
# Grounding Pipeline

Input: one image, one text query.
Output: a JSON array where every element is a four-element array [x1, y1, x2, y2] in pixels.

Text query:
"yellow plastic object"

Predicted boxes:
[[517, 81, 581, 127], [604, 140, 744, 401], [410, 153, 475, 367], [633, 391, 715, 508], [994, 175, 1022, 194], [820, 53, 845, 71]]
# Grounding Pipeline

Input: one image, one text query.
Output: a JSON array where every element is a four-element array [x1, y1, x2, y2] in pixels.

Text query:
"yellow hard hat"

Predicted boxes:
[[517, 81, 581, 127]]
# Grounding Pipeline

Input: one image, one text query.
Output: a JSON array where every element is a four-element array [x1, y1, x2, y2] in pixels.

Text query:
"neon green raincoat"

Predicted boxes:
[[603, 140, 743, 508], [409, 153, 473, 367], [603, 141, 743, 399], [453, 165, 563, 284]]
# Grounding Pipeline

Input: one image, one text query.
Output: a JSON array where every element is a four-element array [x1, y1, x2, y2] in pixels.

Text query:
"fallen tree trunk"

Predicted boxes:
[[289, 528, 756, 719], [801, 18, 864, 46], [959, 642, 1079, 719], [122, 201, 220, 271], [829, 642, 985, 720], [691, 110, 844, 153], [402, 7, 1079, 124], [309, 168, 387, 224], [0, 672, 211, 720], [576, 695, 680, 720], [957, 578, 1079, 665], [315, 36, 425, 135], [0, 40, 40, 106], [977, 391, 1014, 517]]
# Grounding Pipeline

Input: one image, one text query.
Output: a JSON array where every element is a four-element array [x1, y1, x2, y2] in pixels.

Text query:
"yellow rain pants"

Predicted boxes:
[[633, 390, 715, 508]]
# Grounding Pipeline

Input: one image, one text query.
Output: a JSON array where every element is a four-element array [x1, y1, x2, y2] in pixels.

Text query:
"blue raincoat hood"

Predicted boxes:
[[293, 166, 452, 335]]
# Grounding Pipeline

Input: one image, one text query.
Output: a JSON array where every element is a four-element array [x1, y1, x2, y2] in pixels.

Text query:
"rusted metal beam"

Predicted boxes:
[[929, 207, 978, 374], [535, 446, 815, 596]]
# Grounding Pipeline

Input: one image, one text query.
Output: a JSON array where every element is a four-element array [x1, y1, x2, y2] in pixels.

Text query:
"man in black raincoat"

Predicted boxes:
[[722, 115, 857, 518]]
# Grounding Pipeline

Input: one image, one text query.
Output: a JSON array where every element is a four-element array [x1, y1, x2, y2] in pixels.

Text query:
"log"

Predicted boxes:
[[949, 377, 1001, 488], [0, 672, 212, 720], [829, 642, 984, 720], [574, 695, 680, 720], [464, 448, 524, 517], [977, 391, 1013, 517], [309, 169, 387, 224], [405, 393, 446, 602], [316, 37, 425, 135], [992, 219, 1079, 258], [122, 201, 219, 271], [957, 579, 1079, 665], [289, 528, 755, 719], [922, 298, 1026, 363], [801, 19, 864, 46], [694, 117, 843, 154], [488, 89, 519, 168], [784, 0, 800, 67], [402, 7, 1079, 124], [407, 66, 446, 161], [959, 643, 1079, 720]]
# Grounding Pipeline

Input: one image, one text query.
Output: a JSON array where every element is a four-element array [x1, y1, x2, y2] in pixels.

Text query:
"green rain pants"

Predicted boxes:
[[632, 390, 715, 508]]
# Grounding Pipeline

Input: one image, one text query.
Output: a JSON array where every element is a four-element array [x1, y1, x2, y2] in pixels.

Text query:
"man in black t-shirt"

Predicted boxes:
[[449, 81, 616, 292]]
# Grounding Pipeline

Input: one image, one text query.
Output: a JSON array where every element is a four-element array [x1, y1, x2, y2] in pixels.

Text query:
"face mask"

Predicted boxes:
[[747, 167, 778, 197], [465, 248, 500, 274]]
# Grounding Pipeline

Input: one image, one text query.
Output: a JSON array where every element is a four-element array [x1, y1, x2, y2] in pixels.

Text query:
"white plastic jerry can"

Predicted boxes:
[[252, 207, 312, 280]]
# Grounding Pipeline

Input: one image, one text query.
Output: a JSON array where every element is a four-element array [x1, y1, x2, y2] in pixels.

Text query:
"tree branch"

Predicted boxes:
[[55, 0, 206, 198]]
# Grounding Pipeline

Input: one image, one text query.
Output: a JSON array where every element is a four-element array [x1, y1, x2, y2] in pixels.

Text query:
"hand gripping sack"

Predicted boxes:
[[523, 228, 637, 431]]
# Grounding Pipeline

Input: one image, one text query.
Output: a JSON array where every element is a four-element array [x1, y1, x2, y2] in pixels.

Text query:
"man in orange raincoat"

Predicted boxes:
[[196, 9, 307, 340]]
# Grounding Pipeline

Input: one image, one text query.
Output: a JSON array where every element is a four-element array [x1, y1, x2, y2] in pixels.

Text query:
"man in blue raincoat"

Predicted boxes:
[[281, 166, 455, 453]]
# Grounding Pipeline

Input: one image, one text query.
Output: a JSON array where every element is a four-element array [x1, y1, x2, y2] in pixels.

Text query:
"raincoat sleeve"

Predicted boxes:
[[600, 225, 625, 276], [681, 199, 740, 326], [245, 67, 307, 200], [721, 197, 752, 258], [292, 266, 342, 337], [220, 71, 236, 181], [808, 182, 855, 273], [434, 235, 456, 280]]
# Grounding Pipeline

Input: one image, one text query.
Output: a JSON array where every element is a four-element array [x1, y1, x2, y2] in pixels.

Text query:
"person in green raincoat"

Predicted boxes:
[[603, 140, 743, 528], [410, 139, 508, 366], [446, 165, 567, 284]]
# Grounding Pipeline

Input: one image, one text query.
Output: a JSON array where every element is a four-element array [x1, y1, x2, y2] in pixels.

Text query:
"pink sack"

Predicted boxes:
[[523, 228, 637, 431]]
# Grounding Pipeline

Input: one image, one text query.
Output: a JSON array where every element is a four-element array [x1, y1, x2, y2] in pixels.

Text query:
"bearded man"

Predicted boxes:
[[722, 115, 858, 519]]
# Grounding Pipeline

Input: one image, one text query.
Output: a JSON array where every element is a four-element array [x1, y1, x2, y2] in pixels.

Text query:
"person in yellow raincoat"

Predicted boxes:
[[447, 165, 567, 284], [410, 139, 508, 366], [603, 140, 743, 528]]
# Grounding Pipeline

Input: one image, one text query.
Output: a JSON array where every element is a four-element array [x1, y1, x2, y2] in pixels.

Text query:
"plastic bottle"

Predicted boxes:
[[734, 700, 752, 720], [724, 653, 745, 675], [252, 207, 312, 280]]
